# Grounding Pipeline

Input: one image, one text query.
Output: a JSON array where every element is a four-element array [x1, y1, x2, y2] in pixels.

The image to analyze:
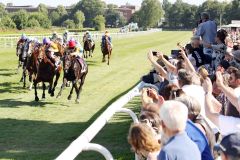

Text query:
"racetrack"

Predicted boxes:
[[0, 31, 192, 160]]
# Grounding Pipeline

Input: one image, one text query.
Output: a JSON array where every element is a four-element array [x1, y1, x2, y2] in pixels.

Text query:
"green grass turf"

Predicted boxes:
[[0, 31, 192, 160]]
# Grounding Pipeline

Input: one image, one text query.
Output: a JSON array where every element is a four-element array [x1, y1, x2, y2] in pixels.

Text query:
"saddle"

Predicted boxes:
[[76, 57, 87, 73]]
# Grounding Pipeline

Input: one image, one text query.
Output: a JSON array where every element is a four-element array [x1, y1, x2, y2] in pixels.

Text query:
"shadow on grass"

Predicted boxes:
[[0, 98, 58, 108], [0, 82, 141, 160], [0, 69, 16, 77], [0, 82, 28, 94], [86, 60, 101, 66]]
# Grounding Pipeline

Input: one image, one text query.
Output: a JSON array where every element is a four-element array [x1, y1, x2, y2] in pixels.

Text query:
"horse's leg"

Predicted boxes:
[[42, 82, 46, 99], [56, 78, 67, 98], [107, 53, 110, 65], [102, 54, 106, 62], [51, 72, 60, 97], [75, 73, 87, 103], [34, 80, 39, 102], [74, 81, 80, 104], [67, 81, 74, 100], [29, 74, 33, 90]]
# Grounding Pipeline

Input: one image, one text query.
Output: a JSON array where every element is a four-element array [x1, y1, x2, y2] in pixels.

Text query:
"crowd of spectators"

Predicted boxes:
[[127, 12, 240, 160]]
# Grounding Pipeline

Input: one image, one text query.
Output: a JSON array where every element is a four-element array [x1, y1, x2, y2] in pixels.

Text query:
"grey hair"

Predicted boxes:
[[159, 100, 188, 132], [175, 96, 201, 121]]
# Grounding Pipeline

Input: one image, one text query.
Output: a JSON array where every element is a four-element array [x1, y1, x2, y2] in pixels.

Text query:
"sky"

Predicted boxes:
[[0, 0, 230, 7], [0, 0, 205, 6]]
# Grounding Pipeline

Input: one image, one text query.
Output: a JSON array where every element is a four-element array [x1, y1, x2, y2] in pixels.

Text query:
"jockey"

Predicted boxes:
[[63, 30, 69, 44], [83, 31, 94, 46], [51, 31, 58, 42], [101, 30, 112, 50], [67, 39, 83, 58], [18, 33, 28, 44]]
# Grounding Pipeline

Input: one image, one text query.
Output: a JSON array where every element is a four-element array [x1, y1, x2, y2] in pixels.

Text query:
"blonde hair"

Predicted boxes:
[[128, 123, 160, 155]]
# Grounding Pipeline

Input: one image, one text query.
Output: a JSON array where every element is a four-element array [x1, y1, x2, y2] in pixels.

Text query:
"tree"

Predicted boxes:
[[11, 10, 28, 30], [73, 0, 106, 27], [0, 3, 8, 18], [29, 12, 51, 28], [93, 15, 105, 31], [137, 0, 163, 28], [73, 10, 85, 29], [27, 19, 40, 28], [49, 11, 60, 25], [1, 16, 16, 29], [38, 3, 48, 15], [56, 5, 68, 17], [62, 19, 75, 29], [105, 6, 122, 27]]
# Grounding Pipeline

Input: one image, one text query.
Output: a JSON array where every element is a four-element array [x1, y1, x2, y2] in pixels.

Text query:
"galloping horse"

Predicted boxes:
[[57, 54, 88, 103], [101, 37, 112, 65], [16, 40, 31, 88], [83, 40, 95, 58], [33, 42, 64, 101], [16, 41, 25, 74]]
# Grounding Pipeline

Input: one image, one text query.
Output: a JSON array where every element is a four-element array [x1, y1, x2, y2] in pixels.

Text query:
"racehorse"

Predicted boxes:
[[16, 40, 31, 88], [57, 54, 88, 103], [33, 42, 64, 101], [83, 40, 95, 58], [101, 37, 112, 65], [16, 41, 25, 74]]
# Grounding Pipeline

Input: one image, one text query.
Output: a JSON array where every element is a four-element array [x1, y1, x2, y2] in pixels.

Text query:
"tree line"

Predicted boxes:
[[0, 0, 239, 31]]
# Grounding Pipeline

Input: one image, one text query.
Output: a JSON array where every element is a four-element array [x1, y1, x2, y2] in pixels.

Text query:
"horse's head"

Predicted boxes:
[[16, 42, 24, 56], [27, 41, 35, 57], [63, 54, 72, 73], [37, 45, 46, 63]]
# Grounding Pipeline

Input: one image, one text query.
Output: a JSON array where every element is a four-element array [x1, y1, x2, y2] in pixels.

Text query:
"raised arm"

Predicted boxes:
[[157, 52, 177, 73], [177, 43, 195, 73], [216, 71, 239, 111], [147, 51, 167, 79]]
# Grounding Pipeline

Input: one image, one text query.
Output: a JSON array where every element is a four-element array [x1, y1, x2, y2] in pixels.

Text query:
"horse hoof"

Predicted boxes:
[[75, 99, 80, 104], [42, 96, 46, 99], [56, 94, 60, 98], [51, 93, 54, 97], [29, 88, 32, 91], [35, 97, 39, 102], [67, 96, 72, 100]]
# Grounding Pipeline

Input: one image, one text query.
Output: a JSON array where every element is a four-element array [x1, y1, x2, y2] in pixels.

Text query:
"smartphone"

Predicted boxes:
[[152, 51, 158, 56], [171, 50, 181, 57]]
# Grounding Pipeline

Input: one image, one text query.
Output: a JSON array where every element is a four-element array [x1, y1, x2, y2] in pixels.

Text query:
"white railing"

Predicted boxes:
[[56, 82, 143, 160], [0, 29, 162, 48]]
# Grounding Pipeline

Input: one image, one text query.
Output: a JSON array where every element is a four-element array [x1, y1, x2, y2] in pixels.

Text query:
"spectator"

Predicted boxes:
[[158, 100, 201, 160], [217, 69, 240, 117], [195, 12, 217, 55], [187, 36, 207, 69], [204, 29, 228, 70], [177, 69, 206, 115], [176, 96, 216, 154], [160, 84, 184, 100], [219, 132, 240, 160], [202, 77, 240, 136], [140, 86, 164, 109], [128, 123, 161, 160]]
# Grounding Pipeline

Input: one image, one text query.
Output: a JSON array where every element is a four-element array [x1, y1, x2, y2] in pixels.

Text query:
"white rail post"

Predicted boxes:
[[82, 143, 114, 160]]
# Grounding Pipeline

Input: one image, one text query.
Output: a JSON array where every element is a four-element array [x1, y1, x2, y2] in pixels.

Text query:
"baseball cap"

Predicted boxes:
[[220, 132, 240, 157]]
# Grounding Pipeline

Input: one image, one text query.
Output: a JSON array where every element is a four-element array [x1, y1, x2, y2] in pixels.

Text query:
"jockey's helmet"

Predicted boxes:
[[105, 31, 110, 36], [43, 37, 50, 45], [86, 31, 89, 34], [68, 40, 76, 48], [21, 33, 27, 40]]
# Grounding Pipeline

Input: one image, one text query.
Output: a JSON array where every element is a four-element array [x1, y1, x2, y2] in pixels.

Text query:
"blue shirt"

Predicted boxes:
[[196, 20, 217, 44], [186, 120, 214, 160], [158, 132, 201, 160]]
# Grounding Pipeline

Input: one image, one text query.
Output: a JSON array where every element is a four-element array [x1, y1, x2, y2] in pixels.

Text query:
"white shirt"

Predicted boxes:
[[219, 115, 240, 136], [182, 85, 205, 116]]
